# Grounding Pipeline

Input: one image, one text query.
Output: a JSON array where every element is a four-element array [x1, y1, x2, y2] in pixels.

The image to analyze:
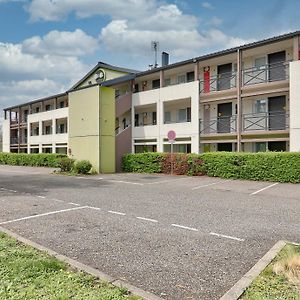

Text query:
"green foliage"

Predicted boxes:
[[122, 152, 300, 183], [74, 160, 92, 174], [59, 157, 75, 172], [122, 153, 164, 173], [0, 232, 139, 300], [0, 153, 66, 168]]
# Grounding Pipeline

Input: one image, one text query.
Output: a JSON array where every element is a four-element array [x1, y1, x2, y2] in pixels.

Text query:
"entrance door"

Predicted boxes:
[[268, 96, 286, 130], [268, 51, 285, 81], [217, 143, 232, 152], [217, 63, 232, 91], [217, 103, 232, 133]]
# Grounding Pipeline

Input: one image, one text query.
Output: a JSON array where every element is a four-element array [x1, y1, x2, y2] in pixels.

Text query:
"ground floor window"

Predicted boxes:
[[134, 145, 157, 153], [30, 148, 39, 154], [217, 143, 233, 152], [253, 141, 286, 152], [42, 147, 52, 154], [56, 147, 67, 154], [163, 144, 191, 153]]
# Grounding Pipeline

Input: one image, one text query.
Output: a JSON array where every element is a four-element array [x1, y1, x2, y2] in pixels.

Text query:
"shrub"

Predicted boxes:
[[75, 160, 92, 174], [122, 152, 300, 183], [59, 157, 75, 172], [0, 153, 66, 168]]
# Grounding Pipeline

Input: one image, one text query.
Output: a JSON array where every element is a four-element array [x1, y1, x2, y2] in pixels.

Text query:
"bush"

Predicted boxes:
[[59, 157, 75, 172], [122, 152, 300, 183], [0, 153, 66, 168], [75, 160, 92, 174]]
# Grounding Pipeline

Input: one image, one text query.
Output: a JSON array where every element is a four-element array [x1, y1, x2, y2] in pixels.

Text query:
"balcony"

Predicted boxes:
[[200, 116, 237, 134], [200, 71, 237, 93], [10, 137, 18, 145], [243, 112, 289, 132], [243, 61, 290, 86]]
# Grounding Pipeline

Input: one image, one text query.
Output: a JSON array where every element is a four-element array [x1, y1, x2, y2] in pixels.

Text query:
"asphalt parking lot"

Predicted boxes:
[[0, 165, 299, 300]]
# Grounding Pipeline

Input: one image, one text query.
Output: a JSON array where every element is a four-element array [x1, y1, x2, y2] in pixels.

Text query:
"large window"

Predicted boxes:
[[163, 144, 191, 153], [254, 100, 267, 113], [164, 111, 171, 124]]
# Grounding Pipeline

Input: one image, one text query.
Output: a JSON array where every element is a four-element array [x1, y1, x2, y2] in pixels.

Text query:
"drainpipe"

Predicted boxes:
[[237, 49, 242, 152]]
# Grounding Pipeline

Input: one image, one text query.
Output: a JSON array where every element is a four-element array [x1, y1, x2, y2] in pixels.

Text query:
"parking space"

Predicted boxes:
[[0, 165, 299, 300]]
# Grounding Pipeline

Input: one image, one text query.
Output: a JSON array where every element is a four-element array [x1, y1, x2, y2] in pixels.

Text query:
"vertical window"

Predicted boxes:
[[152, 79, 160, 89], [186, 71, 195, 82], [255, 142, 267, 152], [177, 74, 186, 84], [134, 114, 139, 127], [59, 101, 65, 108], [152, 112, 157, 125], [254, 57, 266, 70], [178, 109, 187, 122], [187, 107, 191, 122], [164, 111, 171, 123], [164, 78, 171, 87], [254, 100, 267, 113]]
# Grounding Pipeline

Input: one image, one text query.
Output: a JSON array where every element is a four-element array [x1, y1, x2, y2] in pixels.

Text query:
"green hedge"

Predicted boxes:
[[123, 152, 300, 183], [0, 153, 66, 168]]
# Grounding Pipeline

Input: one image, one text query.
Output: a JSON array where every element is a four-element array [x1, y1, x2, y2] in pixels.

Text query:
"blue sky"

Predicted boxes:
[[0, 0, 299, 113]]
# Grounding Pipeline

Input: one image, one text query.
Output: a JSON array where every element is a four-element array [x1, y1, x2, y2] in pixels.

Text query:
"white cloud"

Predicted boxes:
[[22, 29, 99, 56], [27, 0, 156, 22], [208, 16, 222, 27], [202, 2, 214, 9]]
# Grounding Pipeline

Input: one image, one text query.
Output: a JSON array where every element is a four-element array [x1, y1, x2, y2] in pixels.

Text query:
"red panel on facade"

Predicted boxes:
[[204, 67, 210, 93]]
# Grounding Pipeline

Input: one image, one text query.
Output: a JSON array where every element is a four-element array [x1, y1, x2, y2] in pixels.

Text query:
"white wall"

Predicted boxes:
[[2, 119, 10, 152], [289, 60, 300, 151]]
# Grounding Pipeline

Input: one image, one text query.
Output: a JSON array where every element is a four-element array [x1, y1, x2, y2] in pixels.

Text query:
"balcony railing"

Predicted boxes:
[[243, 112, 289, 131], [200, 71, 237, 93], [243, 61, 290, 86], [10, 137, 18, 144], [199, 116, 237, 134]]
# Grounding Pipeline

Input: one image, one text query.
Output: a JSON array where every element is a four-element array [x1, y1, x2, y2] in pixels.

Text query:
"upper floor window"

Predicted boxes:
[[186, 71, 195, 82], [45, 104, 52, 111], [254, 99, 267, 113], [254, 57, 266, 70], [177, 74, 186, 84], [164, 78, 171, 87], [59, 101, 65, 108], [152, 79, 160, 89]]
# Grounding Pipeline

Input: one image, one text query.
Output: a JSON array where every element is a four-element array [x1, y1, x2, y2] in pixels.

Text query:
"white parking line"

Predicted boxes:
[[108, 210, 126, 216], [210, 232, 245, 242], [37, 195, 46, 199], [171, 224, 198, 232], [51, 198, 64, 203], [68, 202, 81, 206], [88, 206, 101, 211], [136, 216, 158, 223], [251, 183, 279, 195], [146, 178, 190, 185], [108, 180, 143, 186], [0, 206, 88, 225], [192, 179, 232, 190]]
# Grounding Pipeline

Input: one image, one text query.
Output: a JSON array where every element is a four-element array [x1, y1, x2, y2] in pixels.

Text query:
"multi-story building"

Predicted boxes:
[[3, 31, 300, 172]]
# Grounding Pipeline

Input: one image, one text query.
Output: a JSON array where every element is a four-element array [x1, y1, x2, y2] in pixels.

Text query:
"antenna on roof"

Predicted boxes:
[[151, 41, 159, 69]]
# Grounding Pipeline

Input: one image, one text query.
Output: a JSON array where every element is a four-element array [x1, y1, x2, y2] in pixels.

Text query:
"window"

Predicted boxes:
[[254, 57, 266, 70], [134, 114, 139, 127], [45, 125, 52, 135], [254, 99, 267, 113], [152, 112, 157, 125], [255, 142, 267, 152], [164, 78, 171, 87], [59, 101, 65, 108], [177, 74, 186, 84], [115, 90, 120, 98], [186, 71, 195, 82], [152, 79, 160, 89], [134, 83, 139, 93], [187, 107, 191, 122], [163, 144, 191, 153], [35, 107, 40, 113], [45, 104, 52, 111], [178, 109, 187, 122], [164, 111, 171, 123], [57, 124, 65, 134]]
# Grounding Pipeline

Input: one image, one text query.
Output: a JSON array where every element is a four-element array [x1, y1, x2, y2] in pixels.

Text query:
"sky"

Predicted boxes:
[[0, 0, 299, 114]]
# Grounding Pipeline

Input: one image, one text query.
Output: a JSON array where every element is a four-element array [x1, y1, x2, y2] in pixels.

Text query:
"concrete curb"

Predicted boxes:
[[219, 240, 287, 300], [0, 226, 163, 300]]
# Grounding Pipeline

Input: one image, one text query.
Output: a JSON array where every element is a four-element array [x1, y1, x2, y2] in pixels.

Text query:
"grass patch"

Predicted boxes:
[[0, 232, 140, 300], [240, 244, 300, 300]]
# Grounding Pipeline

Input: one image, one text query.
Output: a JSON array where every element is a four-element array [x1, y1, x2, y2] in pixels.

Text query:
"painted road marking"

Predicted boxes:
[[171, 224, 198, 232], [210, 232, 245, 242], [136, 216, 158, 223], [251, 183, 279, 195], [108, 210, 126, 216], [51, 198, 64, 203], [108, 180, 143, 186], [146, 178, 190, 185], [68, 202, 81, 206], [0, 206, 88, 225], [37, 195, 46, 199], [88, 206, 101, 211], [192, 180, 232, 190]]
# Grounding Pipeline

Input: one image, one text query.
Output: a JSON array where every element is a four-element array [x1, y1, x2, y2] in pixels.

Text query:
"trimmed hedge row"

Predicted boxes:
[[123, 152, 300, 183], [0, 153, 66, 168]]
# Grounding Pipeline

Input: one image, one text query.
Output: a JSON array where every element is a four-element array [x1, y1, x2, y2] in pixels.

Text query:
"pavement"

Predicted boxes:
[[0, 165, 299, 300]]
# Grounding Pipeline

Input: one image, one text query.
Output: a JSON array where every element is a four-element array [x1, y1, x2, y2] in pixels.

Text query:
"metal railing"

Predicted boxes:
[[243, 111, 289, 131], [200, 71, 237, 93], [199, 115, 237, 134], [243, 61, 290, 86], [10, 137, 18, 144]]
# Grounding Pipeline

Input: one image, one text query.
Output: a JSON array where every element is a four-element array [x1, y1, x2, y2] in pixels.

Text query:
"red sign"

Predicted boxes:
[[167, 130, 176, 141], [204, 66, 210, 93]]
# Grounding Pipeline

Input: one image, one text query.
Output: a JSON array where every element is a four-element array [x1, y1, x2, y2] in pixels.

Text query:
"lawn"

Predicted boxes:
[[240, 243, 300, 300], [0, 232, 140, 300]]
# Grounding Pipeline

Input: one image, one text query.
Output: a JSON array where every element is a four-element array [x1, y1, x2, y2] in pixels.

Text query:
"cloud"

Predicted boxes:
[[26, 0, 156, 22], [22, 29, 99, 56], [202, 2, 214, 9], [208, 16, 222, 27]]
